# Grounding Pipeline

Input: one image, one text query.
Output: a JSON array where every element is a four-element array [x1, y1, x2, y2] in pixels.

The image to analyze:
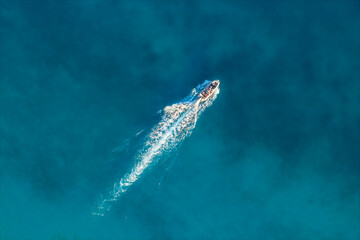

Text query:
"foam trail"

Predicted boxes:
[[93, 80, 220, 216]]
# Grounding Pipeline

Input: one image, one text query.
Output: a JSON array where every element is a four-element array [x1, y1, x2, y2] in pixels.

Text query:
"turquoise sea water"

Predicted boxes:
[[1, 1, 359, 239]]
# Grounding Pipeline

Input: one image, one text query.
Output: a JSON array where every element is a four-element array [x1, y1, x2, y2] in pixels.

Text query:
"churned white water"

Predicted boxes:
[[93, 80, 220, 216]]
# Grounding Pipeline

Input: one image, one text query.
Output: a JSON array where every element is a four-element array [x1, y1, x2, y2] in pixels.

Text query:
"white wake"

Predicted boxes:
[[93, 80, 220, 216]]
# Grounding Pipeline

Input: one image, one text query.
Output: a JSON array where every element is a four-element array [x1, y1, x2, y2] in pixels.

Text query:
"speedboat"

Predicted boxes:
[[197, 80, 220, 103]]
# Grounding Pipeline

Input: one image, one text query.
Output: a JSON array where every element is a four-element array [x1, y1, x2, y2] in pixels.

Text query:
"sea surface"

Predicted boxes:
[[1, 1, 359, 239]]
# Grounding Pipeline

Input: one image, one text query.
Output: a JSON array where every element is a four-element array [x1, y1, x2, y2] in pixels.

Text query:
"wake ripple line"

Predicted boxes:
[[93, 81, 219, 216]]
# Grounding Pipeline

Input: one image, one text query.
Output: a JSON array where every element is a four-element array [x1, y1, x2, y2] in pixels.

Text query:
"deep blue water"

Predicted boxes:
[[1, 1, 359, 239]]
